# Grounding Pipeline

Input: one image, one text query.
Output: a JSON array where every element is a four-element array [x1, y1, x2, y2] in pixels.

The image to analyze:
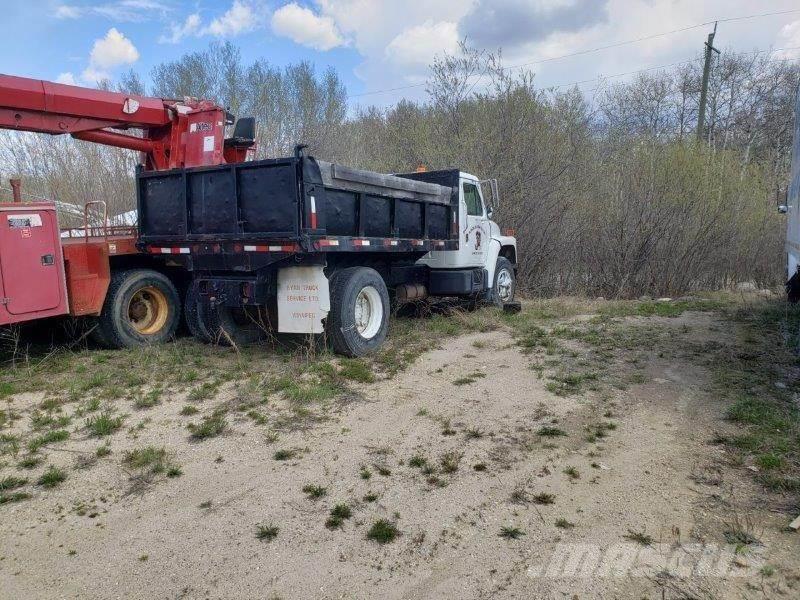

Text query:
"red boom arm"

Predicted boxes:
[[0, 73, 246, 170]]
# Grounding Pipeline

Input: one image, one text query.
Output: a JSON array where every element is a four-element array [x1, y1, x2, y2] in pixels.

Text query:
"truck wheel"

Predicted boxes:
[[96, 269, 180, 348], [184, 283, 212, 343], [199, 302, 267, 347], [327, 267, 389, 357], [485, 257, 516, 307]]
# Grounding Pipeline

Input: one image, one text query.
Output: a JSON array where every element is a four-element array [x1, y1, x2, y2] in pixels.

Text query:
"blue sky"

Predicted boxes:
[[1, 1, 798, 108]]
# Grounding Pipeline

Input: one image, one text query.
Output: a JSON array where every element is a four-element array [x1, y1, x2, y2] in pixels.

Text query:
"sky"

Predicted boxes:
[[1, 0, 799, 109]]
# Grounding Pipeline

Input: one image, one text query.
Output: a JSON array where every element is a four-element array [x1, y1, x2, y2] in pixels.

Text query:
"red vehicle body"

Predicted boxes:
[[0, 74, 251, 332]]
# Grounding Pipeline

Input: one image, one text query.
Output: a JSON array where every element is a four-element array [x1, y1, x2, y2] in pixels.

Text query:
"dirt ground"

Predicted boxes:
[[1, 302, 799, 599]]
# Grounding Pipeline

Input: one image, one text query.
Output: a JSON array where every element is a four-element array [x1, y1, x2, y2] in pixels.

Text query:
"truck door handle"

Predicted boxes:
[[41, 254, 55, 266]]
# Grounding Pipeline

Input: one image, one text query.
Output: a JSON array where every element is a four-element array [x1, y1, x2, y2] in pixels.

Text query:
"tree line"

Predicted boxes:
[[1, 42, 797, 297]]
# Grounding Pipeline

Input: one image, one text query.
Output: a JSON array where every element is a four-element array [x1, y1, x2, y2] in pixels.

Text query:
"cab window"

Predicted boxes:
[[463, 182, 483, 216]]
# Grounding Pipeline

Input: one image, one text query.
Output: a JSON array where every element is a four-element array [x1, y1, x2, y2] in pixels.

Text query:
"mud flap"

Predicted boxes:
[[277, 266, 330, 334]]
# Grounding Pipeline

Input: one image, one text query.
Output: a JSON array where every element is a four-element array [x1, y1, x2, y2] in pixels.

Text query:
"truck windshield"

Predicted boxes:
[[463, 183, 483, 216]]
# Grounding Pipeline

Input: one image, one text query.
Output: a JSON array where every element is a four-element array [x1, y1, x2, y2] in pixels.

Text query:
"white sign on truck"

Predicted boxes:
[[277, 266, 330, 334]]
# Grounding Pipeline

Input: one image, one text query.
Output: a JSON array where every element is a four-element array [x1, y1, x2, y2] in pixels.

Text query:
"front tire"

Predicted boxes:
[[327, 267, 389, 357], [485, 257, 516, 307], [95, 269, 180, 349]]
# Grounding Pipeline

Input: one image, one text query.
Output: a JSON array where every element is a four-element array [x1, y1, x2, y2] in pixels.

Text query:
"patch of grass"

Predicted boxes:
[[537, 426, 567, 437], [27, 429, 69, 452], [366, 519, 400, 543], [133, 389, 161, 409], [86, 412, 123, 437], [499, 526, 525, 539], [359, 466, 372, 479], [0, 491, 31, 504], [1, 433, 20, 456], [509, 486, 530, 505], [0, 475, 27, 491], [533, 492, 555, 505], [199, 500, 212, 509], [452, 371, 486, 386], [623, 529, 653, 546], [465, 427, 484, 439], [247, 410, 267, 425], [408, 454, 427, 468], [363, 492, 378, 502], [166, 466, 183, 478], [440, 420, 456, 436], [563, 466, 580, 480], [301, 484, 327, 499], [187, 381, 219, 402], [37, 465, 67, 488], [256, 523, 279, 541], [756, 453, 783, 471], [95, 444, 111, 457], [188, 411, 227, 440], [555, 518, 575, 529], [325, 503, 353, 529], [546, 371, 600, 396], [179, 405, 199, 416], [17, 455, 42, 469], [338, 359, 376, 383], [599, 298, 726, 319], [472, 462, 488, 472], [123, 446, 171, 473], [273, 449, 296, 461], [439, 451, 462, 474], [30, 410, 71, 431]]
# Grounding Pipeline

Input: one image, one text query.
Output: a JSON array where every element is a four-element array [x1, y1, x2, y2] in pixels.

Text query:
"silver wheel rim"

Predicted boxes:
[[355, 286, 383, 339], [497, 269, 513, 303]]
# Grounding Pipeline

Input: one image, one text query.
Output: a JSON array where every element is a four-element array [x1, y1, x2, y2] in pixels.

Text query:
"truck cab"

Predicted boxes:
[[415, 171, 518, 304]]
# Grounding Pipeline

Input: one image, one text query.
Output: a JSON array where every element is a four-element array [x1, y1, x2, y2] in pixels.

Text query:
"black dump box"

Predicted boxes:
[[137, 154, 460, 253]]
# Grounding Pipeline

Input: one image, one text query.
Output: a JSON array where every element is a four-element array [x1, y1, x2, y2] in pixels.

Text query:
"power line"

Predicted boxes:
[[547, 46, 799, 94], [348, 8, 800, 99]]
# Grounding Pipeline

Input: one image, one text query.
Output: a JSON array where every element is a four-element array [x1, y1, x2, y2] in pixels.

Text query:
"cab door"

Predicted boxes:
[[457, 178, 489, 268]]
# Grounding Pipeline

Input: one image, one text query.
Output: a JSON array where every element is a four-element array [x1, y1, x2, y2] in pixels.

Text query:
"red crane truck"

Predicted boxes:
[[0, 74, 517, 356]]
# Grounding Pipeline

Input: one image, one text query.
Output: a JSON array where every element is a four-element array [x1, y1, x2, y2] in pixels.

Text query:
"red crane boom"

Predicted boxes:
[[0, 74, 254, 170]]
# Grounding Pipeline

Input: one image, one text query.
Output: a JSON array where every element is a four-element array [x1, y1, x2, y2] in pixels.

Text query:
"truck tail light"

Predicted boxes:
[[503, 228, 515, 236]]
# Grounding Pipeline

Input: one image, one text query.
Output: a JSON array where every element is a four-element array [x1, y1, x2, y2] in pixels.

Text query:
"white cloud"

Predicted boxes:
[[385, 21, 459, 66], [54, 1, 171, 22], [775, 20, 800, 60], [159, 13, 202, 44], [55, 5, 81, 19], [88, 27, 140, 70], [203, 0, 258, 37], [78, 28, 140, 84], [55, 72, 78, 85], [271, 3, 344, 51]]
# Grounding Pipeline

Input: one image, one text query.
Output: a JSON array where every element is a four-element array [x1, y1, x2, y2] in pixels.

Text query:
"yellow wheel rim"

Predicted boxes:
[[127, 286, 169, 335]]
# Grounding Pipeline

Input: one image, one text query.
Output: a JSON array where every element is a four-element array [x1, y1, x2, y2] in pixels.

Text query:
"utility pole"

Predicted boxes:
[[696, 21, 720, 141]]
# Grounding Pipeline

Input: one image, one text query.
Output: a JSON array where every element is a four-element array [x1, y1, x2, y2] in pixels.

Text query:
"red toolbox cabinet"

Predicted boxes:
[[0, 202, 69, 325]]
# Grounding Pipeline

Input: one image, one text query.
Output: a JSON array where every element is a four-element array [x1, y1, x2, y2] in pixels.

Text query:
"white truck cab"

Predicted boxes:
[[418, 171, 518, 304]]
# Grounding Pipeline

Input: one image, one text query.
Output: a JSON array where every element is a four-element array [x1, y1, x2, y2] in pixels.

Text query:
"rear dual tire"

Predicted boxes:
[[185, 282, 267, 347], [327, 267, 389, 357]]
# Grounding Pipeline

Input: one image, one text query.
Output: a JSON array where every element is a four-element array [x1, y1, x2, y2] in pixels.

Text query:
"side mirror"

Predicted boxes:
[[487, 206, 494, 219], [777, 187, 789, 214]]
